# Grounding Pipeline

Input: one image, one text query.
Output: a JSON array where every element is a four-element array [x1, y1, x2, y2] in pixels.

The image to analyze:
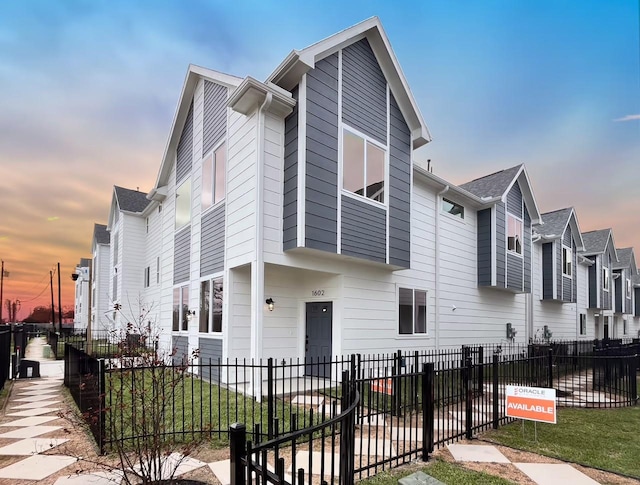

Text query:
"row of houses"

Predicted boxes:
[[73, 17, 640, 374]]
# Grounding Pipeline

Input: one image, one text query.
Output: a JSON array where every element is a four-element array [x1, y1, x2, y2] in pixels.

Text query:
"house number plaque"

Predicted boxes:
[[311, 289, 325, 297]]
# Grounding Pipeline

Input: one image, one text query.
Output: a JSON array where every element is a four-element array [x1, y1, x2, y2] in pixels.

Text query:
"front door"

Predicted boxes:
[[305, 302, 332, 378]]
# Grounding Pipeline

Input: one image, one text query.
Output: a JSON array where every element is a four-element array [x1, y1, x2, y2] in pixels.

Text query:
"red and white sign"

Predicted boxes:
[[371, 378, 393, 395], [505, 385, 556, 424]]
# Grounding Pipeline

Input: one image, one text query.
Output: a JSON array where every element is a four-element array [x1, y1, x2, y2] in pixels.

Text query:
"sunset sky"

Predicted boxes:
[[0, 1, 638, 320]]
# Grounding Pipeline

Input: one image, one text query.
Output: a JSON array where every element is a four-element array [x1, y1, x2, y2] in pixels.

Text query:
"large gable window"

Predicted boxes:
[[562, 246, 572, 277], [202, 142, 226, 210], [342, 128, 385, 204], [398, 287, 427, 335], [507, 214, 523, 255], [175, 178, 192, 230]]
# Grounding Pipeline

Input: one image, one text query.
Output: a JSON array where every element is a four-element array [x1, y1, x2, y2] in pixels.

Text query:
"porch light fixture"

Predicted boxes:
[[266, 298, 275, 311], [186, 309, 196, 321]]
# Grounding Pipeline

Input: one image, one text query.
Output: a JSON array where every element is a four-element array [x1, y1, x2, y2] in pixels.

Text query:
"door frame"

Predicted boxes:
[[298, 299, 337, 366]]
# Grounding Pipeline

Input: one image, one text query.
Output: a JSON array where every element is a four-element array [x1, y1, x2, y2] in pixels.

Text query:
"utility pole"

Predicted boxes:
[[57, 262, 62, 333], [50, 270, 55, 331]]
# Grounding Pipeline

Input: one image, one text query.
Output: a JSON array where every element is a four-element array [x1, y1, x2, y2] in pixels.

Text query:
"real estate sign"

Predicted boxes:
[[505, 385, 556, 424]]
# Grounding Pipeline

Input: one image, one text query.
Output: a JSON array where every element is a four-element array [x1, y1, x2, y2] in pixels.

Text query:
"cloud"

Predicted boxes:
[[47, 216, 59, 222], [613, 114, 640, 122]]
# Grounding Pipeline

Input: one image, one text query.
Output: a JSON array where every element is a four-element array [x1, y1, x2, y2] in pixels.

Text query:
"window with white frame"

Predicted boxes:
[[199, 278, 223, 333], [144, 266, 150, 288], [398, 288, 427, 335], [172, 285, 189, 332], [175, 178, 192, 230], [112, 274, 118, 302], [623, 318, 628, 335], [342, 128, 385, 203], [602, 265, 609, 291], [562, 246, 572, 277], [156, 257, 160, 285], [113, 234, 119, 266], [627, 278, 631, 299], [507, 214, 523, 255], [442, 198, 464, 219], [579, 314, 587, 335], [201, 142, 226, 210]]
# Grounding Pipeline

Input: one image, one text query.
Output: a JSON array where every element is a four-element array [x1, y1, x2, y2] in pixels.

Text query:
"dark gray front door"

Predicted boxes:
[[305, 302, 332, 378]]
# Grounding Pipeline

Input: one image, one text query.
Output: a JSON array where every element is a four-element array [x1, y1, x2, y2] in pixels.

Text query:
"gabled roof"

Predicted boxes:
[[534, 207, 585, 251], [581, 228, 619, 262], [151, 65, 243, 195], [114, 186, 150, 213], [459, 164, 542, 224], [78, 258, 91, 268], [267, 16, 431, 149], [93, 223, 110, 245], [613, 248, 637, 274]]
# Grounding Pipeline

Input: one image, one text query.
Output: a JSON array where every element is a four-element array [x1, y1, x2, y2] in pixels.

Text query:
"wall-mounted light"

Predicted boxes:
[[186, 309, 196, 321], [266, 298, 275, 311]]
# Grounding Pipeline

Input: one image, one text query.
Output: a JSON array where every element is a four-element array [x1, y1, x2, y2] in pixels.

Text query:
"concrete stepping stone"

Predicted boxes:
[[208, 459, 231, 485], [399, 471, 445, 485], [11, 400, 61, 409], [1, 416, 60, 427], [131, 452, 206, 479], [514, 463, 600, 484], [433, 419, 462, 431], [0, 425, 62, 438], [14, 394, 61, 403], [447, 444, 510, 463], [356, 438, 396, 458], [0, 454, 77, 480], [7, 407, 60, 417], [291, 395, 324, 406], [0, 437, 69, 455], [54, 470, 124, 484], [290, 450, 339, 477], [391, 426, 423, 442]]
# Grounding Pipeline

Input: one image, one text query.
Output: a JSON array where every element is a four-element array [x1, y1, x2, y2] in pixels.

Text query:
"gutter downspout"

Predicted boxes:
[[252, 93, 273, 394], [435, 185, 449, 351]]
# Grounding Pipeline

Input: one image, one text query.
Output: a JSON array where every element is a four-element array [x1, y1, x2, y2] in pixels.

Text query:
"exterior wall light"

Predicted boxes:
[[186, 310, 196, 321], [266, 298, 275, 311]]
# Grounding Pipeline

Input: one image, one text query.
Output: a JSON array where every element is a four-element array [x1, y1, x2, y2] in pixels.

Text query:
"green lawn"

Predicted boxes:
[[358, 459, 517, 484], [483, 406, 640, 478]]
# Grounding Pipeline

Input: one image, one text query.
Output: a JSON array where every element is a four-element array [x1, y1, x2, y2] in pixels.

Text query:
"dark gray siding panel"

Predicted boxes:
[[542, 243, 554, 299], [172, 336, 189, 365], [572, 240, 577, 303], [176, 102, 193, 183], [562, 276, 572, 302], [563, 226, 572, 246], [495, 203, 506, 288], [556, 236, 563, 300], [200, 203, 225, 276], [507, 253, 523, 291], [341, 38, 387, 145], [305, 54, 338, 253], [635, 288, 640, 317], [203, 81, 227, 156], [341, 196, 386, 263], [388, 93, 411, 268], [588, 256, 597, 308], [477, 209, 492, 286], [523, 209, 531, 293], [173, 227, 191, 284], [283, 86, 299, 251], [506, 182, 523, 218], [199, 338, 222, 382], [615, 271, 622, 313]]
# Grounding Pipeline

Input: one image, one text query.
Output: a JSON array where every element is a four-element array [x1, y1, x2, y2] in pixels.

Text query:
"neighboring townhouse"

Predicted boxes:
[[531, 208, 589, 340], [581, 229, 619, 339], [90, 223, 111, 330], [105, 186, 152, 330], [72, 258, 91, 331], [612, 247, 638, 338], [634, 274, 640, 331]]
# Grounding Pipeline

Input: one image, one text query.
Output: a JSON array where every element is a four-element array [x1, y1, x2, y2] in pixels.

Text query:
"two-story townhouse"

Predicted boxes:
[[90, 223, 111, 330], [531, 208, 589, 340], [612, 247, 638, 338], [72, 258, 91, 331], [581, 229, 619, 339], [105, 186, 152, 331]]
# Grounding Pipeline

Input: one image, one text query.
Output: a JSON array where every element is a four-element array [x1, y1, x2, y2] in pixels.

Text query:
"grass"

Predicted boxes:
[[483, 406, 640, 478], [358, 459, 517, 484]]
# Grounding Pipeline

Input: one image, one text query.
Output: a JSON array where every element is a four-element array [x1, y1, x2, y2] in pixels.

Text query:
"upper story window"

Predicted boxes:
[[199, 278, 223, 333], [398, 287, 427, 335], [175, 178, 192, 230], [562, 246, 572, 277], [507, 214, 523, 255], [627, 278, 631, 299], [342, 128, 385, 204], [602, 265, 609, 291], [202, 142, 226, 210], [442, 198, 464, 219], [113, 234, 119, 267]]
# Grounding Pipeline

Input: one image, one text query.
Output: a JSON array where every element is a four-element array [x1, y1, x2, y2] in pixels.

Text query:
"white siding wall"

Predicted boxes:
[[228, 265, 251, 360], [263, 113, 285, 258], [143, 205, 163, 328], [158, 165, 177, 355], [120, 214, 147, 323]]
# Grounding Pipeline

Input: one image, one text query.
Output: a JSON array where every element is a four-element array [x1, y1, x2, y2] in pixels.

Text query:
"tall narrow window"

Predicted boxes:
[[175, 178, 192, 230], [342, 129, 385, 203], [212, 278, 223, 332], [579, 314, 586, 335], [626, 279, 631, 299], [562, 246, 572, 276], [181, 286, 189, 331], [113, 234, 119, 266], [199, 280, 210, 333], [603, 266, 609, 291], [172, 288, 180, 331], [398, 288, 427, 335], [156, 257, 160, 284], [507, 214, 523, 255], [202, 142, 227, 210], [173, 286, 189, 332], [144, 266, 150, 288]]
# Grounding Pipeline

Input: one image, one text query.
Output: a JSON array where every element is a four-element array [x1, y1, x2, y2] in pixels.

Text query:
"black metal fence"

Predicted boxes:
[[0, 328, 11, 391]]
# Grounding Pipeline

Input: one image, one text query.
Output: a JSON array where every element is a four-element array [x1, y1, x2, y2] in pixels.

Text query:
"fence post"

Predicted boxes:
[[547, 348, 553, 389], [267, 358, 274, 440], [421, 362, 434, 460], [630, 355, 638, 405], [229, 423, 247, 485], [492, 354, 499, 429], [393, 350, 402, 417], [98, 358, 106, 455], [339, 370, 356, 485], [464, 356, 473, 440], [478, 346, 485, 395]]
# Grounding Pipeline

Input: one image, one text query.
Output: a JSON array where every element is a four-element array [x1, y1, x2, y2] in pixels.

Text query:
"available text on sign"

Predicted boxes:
[[505, 385, 556, 424]]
